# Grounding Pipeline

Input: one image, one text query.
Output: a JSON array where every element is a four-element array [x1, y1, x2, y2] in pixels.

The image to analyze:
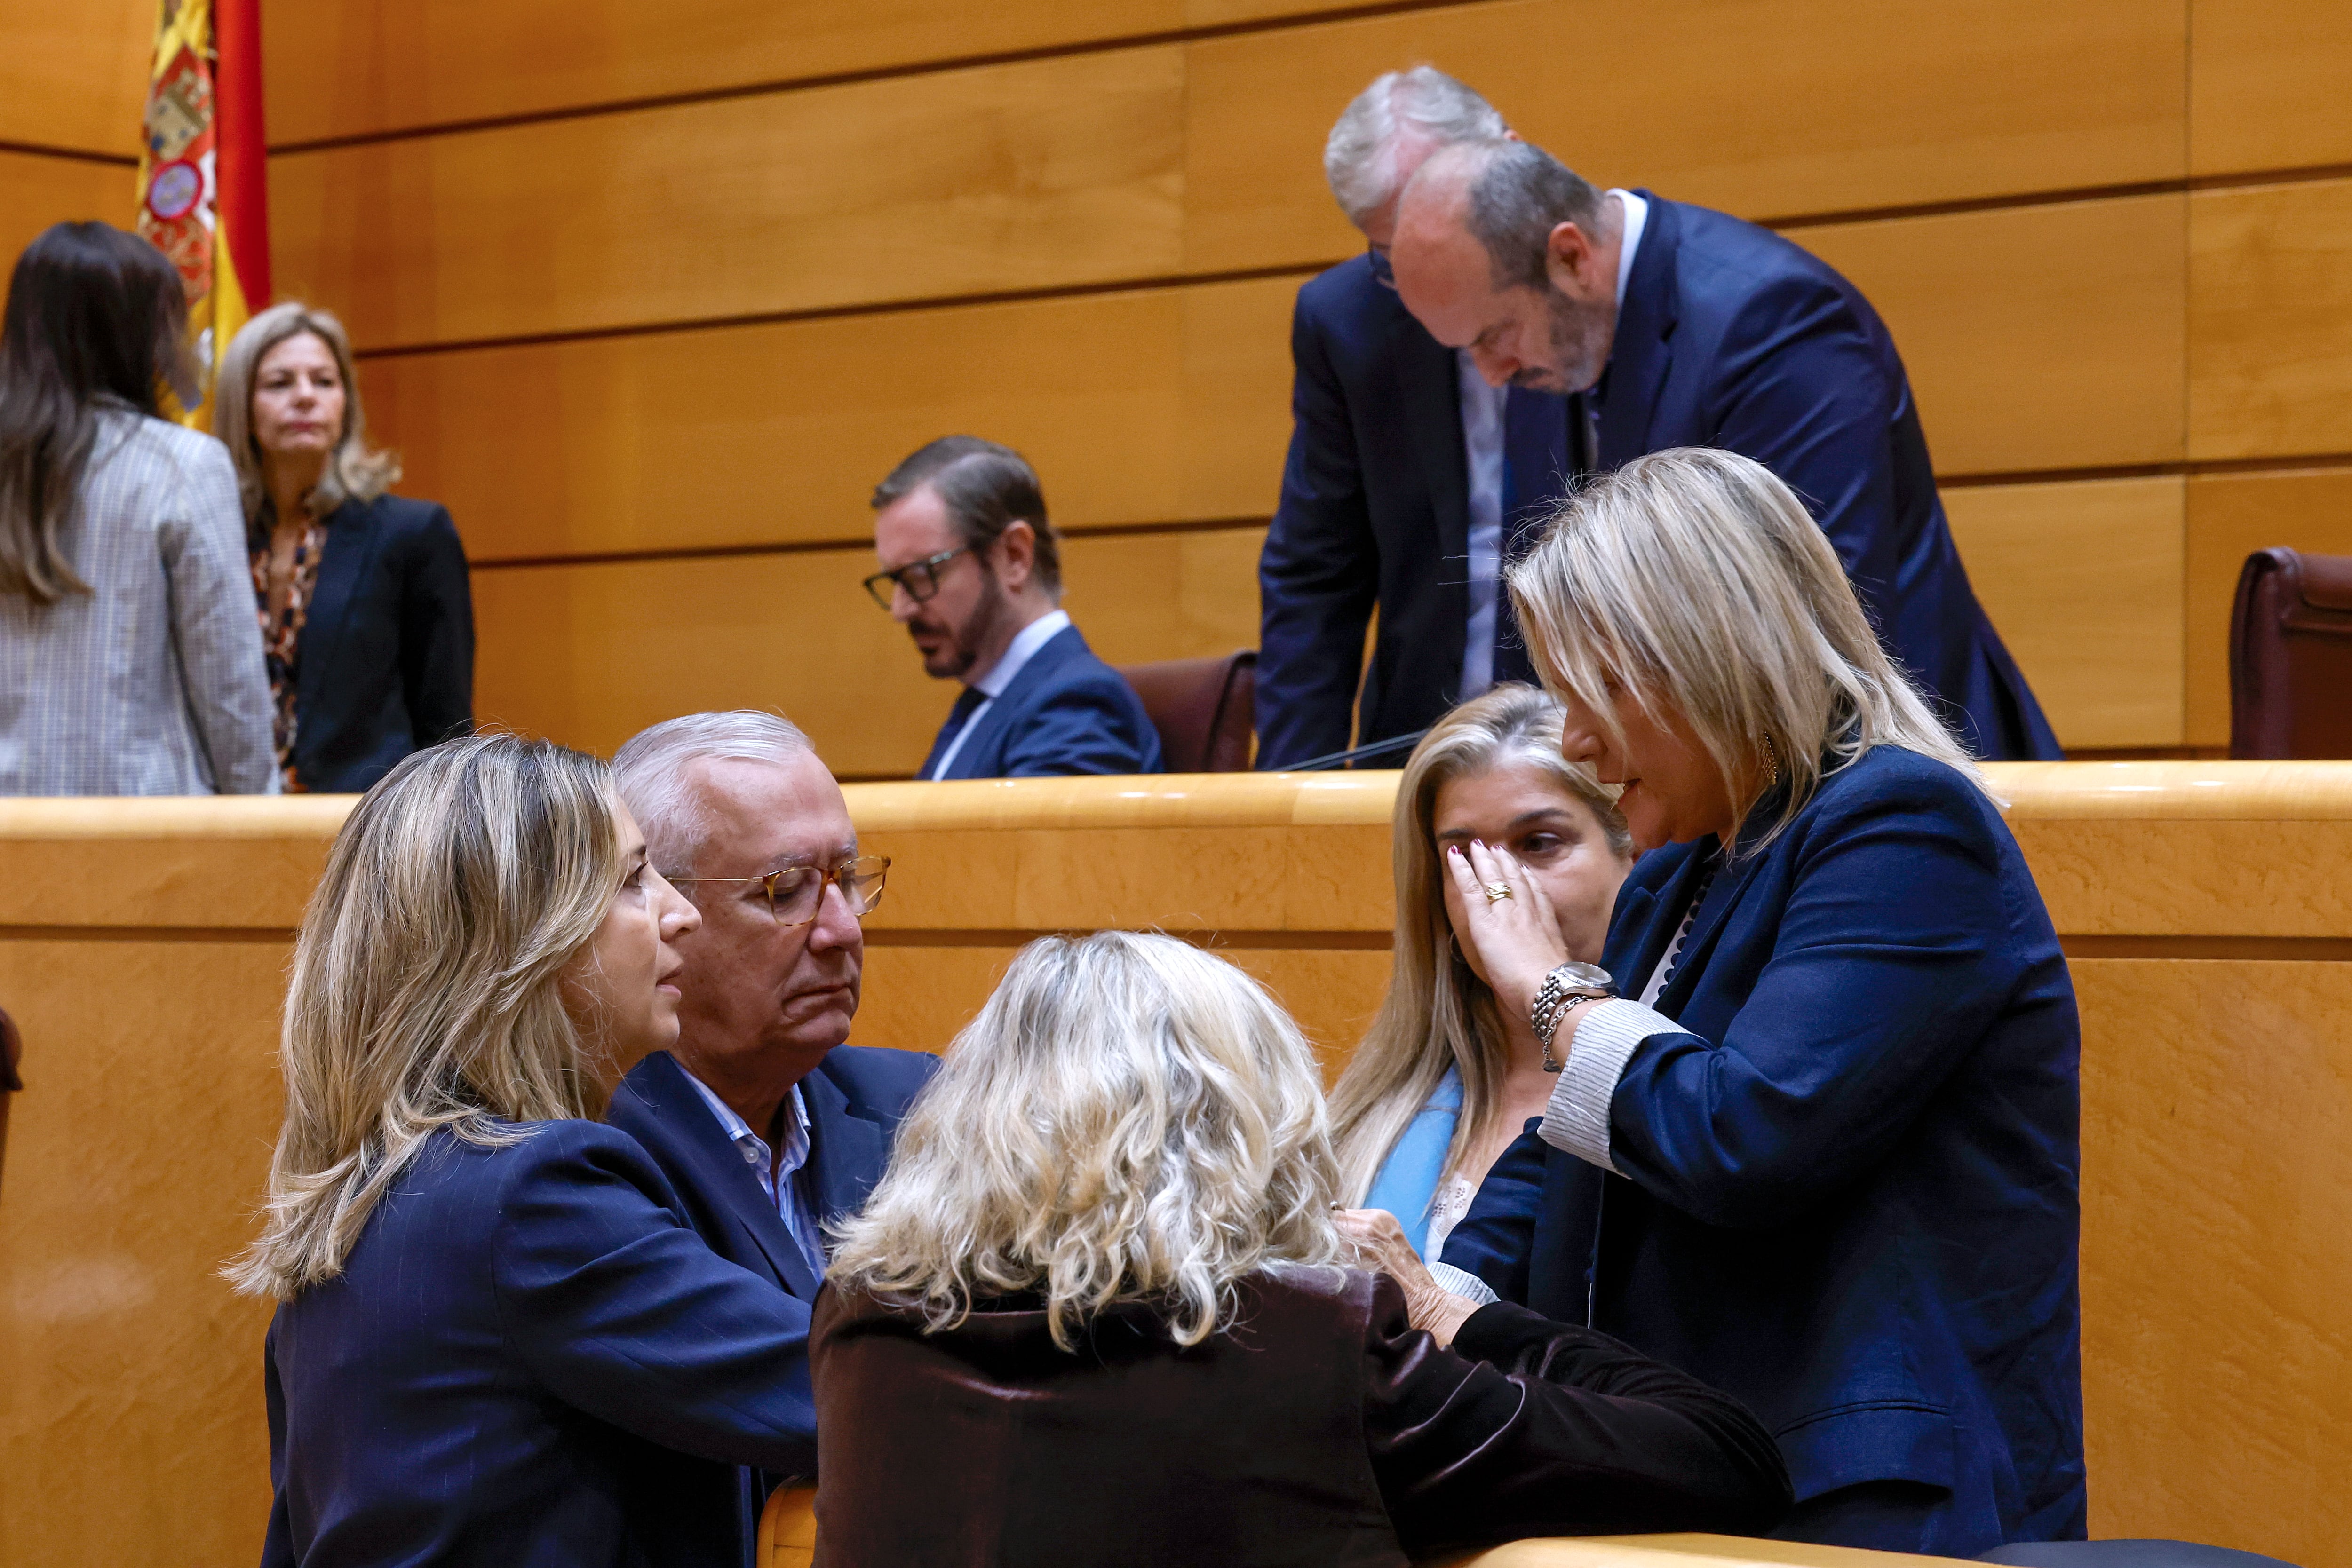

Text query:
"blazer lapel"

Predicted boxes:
[[801, 1067, 890, 1228], [1395, 306, 1470, 656], [295, 499, 381, 723], [942, 625, 1084, 780], [1603, 845, 1712, 1003], [1596, 192, 1681, 470], [622, 1054, 822, 1299]]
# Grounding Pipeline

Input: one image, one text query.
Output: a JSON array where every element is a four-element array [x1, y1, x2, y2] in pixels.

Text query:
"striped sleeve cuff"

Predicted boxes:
[[1539, 998, 1682, 1175], [1428, 1261, 1500, 1306]]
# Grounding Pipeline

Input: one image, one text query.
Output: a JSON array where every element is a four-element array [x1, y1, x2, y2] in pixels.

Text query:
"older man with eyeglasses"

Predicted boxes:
[[865, 435, 1160, 780], [603, 709, 937, 1559]]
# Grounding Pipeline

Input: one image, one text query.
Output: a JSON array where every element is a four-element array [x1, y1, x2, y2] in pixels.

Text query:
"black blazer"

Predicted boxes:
[[292, 494, 474, 792], [812, 1266, 1789, 1567], [1255, 199, 2063, 766]]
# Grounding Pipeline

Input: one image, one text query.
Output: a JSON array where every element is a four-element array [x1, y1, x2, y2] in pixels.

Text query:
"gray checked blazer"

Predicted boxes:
[[0, 407, 276, 794]]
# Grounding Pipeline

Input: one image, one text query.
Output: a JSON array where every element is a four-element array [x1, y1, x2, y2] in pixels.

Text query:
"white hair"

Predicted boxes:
[[826, 931, 1344, 1352], [611, 710, 811, 877], [1507, 448, 1991, 855], [1325, 66, 1509, 227]]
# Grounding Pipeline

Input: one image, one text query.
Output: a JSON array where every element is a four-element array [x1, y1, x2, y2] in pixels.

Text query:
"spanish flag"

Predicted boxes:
[[134, 0, 270, 424]]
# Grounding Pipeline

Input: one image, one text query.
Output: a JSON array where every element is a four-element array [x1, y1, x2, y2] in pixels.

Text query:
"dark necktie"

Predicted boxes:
[[924, 686, 987, 780], [1494, 387, 1574, 686]]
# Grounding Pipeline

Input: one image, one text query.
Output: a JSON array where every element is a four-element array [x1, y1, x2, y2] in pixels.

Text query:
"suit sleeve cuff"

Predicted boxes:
[[1428, 1261, 1500, 1306], [1539, 998, 1681, 1174]]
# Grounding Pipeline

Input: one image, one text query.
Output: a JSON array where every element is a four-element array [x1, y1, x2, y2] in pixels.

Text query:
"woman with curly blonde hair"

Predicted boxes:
[[813, 929, 1788, 1566]]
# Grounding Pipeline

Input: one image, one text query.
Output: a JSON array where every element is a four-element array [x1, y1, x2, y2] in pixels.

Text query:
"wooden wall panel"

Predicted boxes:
[[1801, 194, 2186, 476], [2075, 955, 2352, 1564], [859, 941, 1388, 1074], [268, 46, 1186, 351], [367, 277, 1296, 562], [262, 0, 1366, 147], [2190, 177, 2352, 462], [0, 0, 151, 155], [0, 152, 136, 283], [470, 526, 1264, 772], [0, 938, 284, 1568], [2182, 468, 2352, 748], [2189, 0, 2352, 177], [1945, 476, 2185, 750], [374, 194, 2182, 566], [1182, 0, 2186, 273]]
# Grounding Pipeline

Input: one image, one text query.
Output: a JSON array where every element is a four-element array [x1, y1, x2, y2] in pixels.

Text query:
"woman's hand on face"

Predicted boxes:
[[1443, 839, 1573, 1023], [1334, 1208, 1480, 1349]]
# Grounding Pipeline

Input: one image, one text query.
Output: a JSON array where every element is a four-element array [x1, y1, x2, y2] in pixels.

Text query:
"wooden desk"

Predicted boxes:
[[0, 764, 2344, 1565]]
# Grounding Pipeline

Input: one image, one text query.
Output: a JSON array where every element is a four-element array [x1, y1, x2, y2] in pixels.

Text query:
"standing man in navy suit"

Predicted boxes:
[[607, 710, 937, 1566], [1386, 138, 2061, 761], [1255, 69, 1582, 770], [866, 436, 1161, 780]]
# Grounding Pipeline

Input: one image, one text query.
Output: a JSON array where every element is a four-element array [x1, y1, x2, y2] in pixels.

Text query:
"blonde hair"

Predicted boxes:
[[1328, 685, 1631, 1203], [827, 931, 1343, 1351], [211, 301, 400, 539], [1508, 448, 1988, 853], [227, 735, 623, 1300]]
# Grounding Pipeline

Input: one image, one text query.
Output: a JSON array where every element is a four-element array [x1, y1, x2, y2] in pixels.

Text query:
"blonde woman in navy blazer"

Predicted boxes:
[[1436, 449, 2082, 1555], [215, 304, 472, 793], [235, 737, 829, 1568]]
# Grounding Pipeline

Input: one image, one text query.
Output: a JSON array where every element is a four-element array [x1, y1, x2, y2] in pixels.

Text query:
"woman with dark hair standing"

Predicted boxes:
[[213, 302, 472, 793], [0, 222, 273, 794]]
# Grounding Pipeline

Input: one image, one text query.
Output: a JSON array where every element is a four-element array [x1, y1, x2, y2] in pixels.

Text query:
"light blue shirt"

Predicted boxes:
[[1362, 1066, 1464, 1259], [679, 1068, 828, 1280], [924, 607, 1072, 781]]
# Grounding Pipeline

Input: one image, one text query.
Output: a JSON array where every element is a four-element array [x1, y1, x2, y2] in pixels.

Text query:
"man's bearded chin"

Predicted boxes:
[[1542, 287, 1612, 394]]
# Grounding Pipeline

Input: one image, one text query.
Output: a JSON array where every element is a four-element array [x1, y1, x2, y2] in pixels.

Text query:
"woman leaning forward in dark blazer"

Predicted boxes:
[[1437, 448, 2084, 1554], [232, 736, 831, 1568], [813, 929, 1788, 1567], [212, 303, 472, 792]]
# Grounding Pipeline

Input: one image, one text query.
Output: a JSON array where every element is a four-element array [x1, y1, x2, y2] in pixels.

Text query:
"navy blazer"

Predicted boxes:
[[1442, 746, 2083, 1554], [1256, 254, 1480, 768], [604, 1047, 937, 1565], [1255, 200, 2062, 766], [918, 621, 1161, 779], [291, 494, 474, 793], [262, 1120, 820, 1568]]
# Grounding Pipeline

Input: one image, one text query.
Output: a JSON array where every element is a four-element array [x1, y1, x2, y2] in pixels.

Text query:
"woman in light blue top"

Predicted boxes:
[[1328, 685, 1633, 1261]]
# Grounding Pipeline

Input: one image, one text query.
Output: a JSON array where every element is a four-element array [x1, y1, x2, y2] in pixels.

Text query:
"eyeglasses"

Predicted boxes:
[[670, 855, 891, 926], [861, 547, 968, 610]]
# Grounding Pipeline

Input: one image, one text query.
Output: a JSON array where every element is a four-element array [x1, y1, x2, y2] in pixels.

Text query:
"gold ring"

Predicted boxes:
[[1483, 882, 1514, 903]]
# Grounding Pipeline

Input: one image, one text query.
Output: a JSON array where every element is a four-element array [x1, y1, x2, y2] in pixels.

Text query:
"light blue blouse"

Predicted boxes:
[[1361, 1067, 1463, 1258]]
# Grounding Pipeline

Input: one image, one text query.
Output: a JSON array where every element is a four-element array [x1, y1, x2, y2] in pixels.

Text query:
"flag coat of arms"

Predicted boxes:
[[135, 0, 270, 421]]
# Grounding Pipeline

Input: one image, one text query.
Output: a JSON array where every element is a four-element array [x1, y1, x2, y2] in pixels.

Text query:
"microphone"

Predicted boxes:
[[1274, 729, 1429, 773]]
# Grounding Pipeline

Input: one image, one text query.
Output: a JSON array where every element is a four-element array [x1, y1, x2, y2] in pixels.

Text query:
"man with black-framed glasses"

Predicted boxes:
[[866, 435, 1160, 780], [603, 709, 938, 1550]]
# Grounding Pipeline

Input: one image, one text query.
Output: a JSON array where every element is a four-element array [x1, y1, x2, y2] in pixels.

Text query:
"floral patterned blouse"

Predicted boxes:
[[250, 521, 327, 792]]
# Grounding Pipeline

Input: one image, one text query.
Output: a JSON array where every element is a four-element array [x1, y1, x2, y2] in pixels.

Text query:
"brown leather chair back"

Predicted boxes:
[[0, 1004, 20, 1205], [2229, 548, 2352, 759], [1115, 650, 1256, 773]]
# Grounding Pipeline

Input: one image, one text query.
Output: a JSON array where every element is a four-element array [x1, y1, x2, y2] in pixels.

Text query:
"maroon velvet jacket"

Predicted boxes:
[[810, 1263, 1788, 1567]]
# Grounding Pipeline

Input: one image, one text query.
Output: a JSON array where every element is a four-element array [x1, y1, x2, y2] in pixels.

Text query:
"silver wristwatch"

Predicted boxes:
[[1530, 962, 1615, 1073]]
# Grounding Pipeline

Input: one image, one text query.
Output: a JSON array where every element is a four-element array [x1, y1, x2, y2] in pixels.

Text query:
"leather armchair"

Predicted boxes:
[[1115, 650, 1256, 773], [2229, 548, 2352, 759]]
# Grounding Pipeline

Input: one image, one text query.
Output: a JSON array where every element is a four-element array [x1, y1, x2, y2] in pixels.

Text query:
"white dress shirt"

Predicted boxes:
[[1455, 190, 1649, 697], [679, 1068, 829, 1280], [924, 607, 1072, 781]]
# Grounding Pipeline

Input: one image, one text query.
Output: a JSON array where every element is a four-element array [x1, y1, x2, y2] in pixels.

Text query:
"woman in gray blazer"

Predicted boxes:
[[0, 222, 274, 795]]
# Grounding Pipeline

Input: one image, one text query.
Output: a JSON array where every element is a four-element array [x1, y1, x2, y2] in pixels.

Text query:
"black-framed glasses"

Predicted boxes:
[[670, 855, 891, 926], [1367, 242, 1397, 292], [861, 547, 968, 610]]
